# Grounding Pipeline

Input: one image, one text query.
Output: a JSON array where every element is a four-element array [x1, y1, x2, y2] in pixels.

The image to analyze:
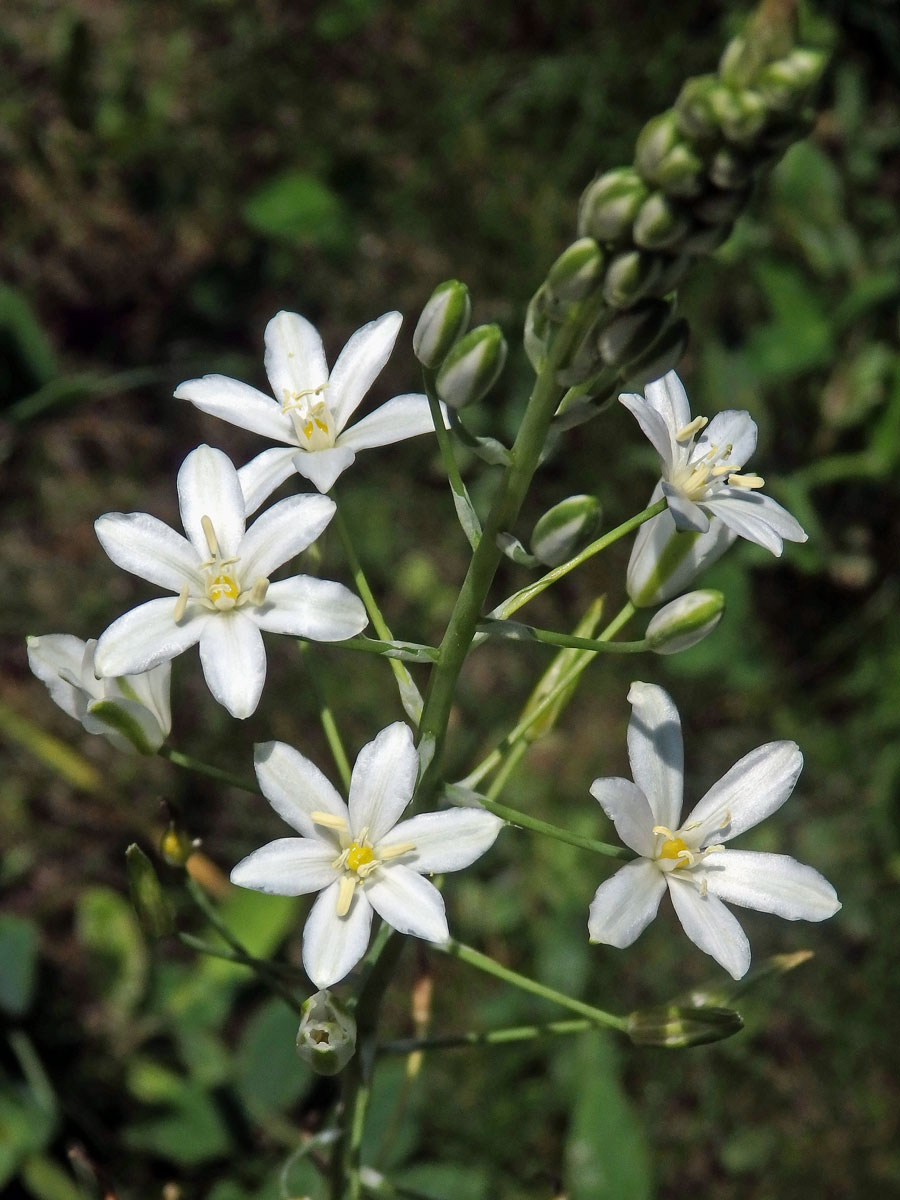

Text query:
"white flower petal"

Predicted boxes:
[[348, 722, 418, 842], [704, 490, 807, 555], [291, 446, 357, 493], [302, 881, 373, 988], [685, 741, 803, 843], [667, 877, 751, 979], [385, 808, 503, 873], [27, 634, 91, 719], [619, 393, 678, 475], [230, 838, 339, 895], [643, 371, 692, 440], [239, 494, 336, 582], [119, 659, 172, 736], [198, 612, 267, 719], [174, 374, 294, 443], [705, 850, 841, 921], [254, 740, 348, 837], [365, 865, 449, 942], [587, 859, 667, 948], [264, 311, 330, 406], [661, 482, 710, 534], [696, 409, 757, 469], [95, 512, 202, 592], [337, 393, 437, 453], [627, 499, 738, 608], [253, 577, 367, 640], [238, 446, 301, 516], [328, 311, 402, 431], [589, 777, 657, 857], [85, 694, 167, 752], [95, 598, 207, 676], [177, 445, 246, 560], [626, 681, 684, 831]]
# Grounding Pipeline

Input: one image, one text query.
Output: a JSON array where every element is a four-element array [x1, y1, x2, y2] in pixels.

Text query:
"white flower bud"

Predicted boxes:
[[296, 990, 357, 1075], [546, 238, 605, 303], [413, 280, 472, 368], [435, 324, 507, 409], [531, 495, 603, 567], [646, 589, 725, 654]]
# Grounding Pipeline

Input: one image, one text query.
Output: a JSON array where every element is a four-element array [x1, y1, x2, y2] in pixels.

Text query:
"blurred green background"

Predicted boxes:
[[2, 1, 900, 1198]]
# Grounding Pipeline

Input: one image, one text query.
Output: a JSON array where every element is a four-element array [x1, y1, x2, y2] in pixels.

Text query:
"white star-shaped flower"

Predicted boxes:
[[621, 372, 807, 606], [93, 444, 367, 719], [588, 681, 840, 979], [231, 723, 504, 988], [175, 310, 438, 508], [27, 634, 171, 754]]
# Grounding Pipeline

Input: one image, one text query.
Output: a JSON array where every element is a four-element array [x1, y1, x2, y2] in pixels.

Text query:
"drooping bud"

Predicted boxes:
[[646, 589, 725, 654], [435, 324, 507, 409], [578, 168, 649, 243], [126, 844, 174, 939], [413, 280, 472, 369], [546, 238, 605, 303], [296, 990, 357, 1075], [597, 299, 673, 368], [622, 318, 689, 387], [632, 192, 691, 251], [626, 1004, 743, 1048], [531, 495, 603, 567], [602, 250, 663, 309]]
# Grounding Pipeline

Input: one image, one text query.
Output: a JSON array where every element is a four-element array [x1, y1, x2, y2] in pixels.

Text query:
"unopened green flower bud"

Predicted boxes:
[[159, 821, 196, 868], [632, 192, 691, 250], [626, 1004, 743, 1048], [675, 75, 721, 142], [622, 317, 689, 386], [296, 990, 357, 1075], [531, 495, 603, 567], [126, 843, 174, 939], [578, 168, 649, 243], [556, 323, 607, 388], [435, 323, 507, 409], [646, 589, 725, 654], [546, 238, 605, 303], [413, 280, 472, 368], [636, 113, 705, 197], [708, 84, 767, 144], [524, 286, 553, 370], [756, 49, 827, 111], [602, 250, 663, 309], [708, 146, 754, 190], [597, 299, 672, 368], [653, 142, 706, 197]]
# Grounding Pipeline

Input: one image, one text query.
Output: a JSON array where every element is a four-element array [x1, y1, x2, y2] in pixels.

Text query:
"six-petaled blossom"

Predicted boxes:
[[93, 444, 367, 719], [230, 723, 504, 988], [175, 310, 440, 508], [27, 634, 171, 754], [587, 681, 840, 979], [622, 371, 807, 606]]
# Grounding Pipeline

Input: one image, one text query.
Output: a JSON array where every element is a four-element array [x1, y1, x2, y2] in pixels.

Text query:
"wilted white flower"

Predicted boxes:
[[588, 681, 840, 979], [94, 444, 367, 719], [231, 723, 503, 988], [622, 372, 807, 606], [176, 311, 438, 507], [27, 634, 171, 754]]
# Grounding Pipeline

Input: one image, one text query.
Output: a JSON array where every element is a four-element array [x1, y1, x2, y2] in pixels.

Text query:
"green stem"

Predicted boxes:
[[478, 618, 648, 654], [379, 1018, 595, 1054], [476, 794, 632, 860], [424, 378, 482, 549], [435, 940, 627, 1031], [335, 636, 440, 663], [177, 933, 304, 1013], [491, 498, 667, 620], [159, 746, 259, 794]]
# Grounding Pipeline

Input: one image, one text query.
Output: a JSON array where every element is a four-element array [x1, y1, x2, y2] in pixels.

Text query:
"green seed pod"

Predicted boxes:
[[126, 844, 174, 939], [602, 250, 663, 309], [296, 990, 357, 1075], [708, 146, 754, 190], [531, 494, 603, 567], [436, 323, 507, 409], [646, 589, 725, 654], [546, 237, 606, 303], [622, 317, 689, 387], [709, 83, 768, 144], [626, 1004, 743, 1048], [597, 298, 672, 368], [632, 191, 691, 250], [578, 168, 649, 243], [675, 75, 721, 142], [413, 279, 472, 368], [693, 183, 752, 225]]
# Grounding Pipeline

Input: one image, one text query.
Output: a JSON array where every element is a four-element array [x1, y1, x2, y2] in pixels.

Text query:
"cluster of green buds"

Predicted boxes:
[[526, 6, 827, 422], [413, 279, 508, 410]]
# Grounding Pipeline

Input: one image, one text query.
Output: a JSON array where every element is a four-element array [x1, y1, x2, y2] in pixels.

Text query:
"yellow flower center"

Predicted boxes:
[[657, 836, 690, 865], [345, 842, 375, 873]]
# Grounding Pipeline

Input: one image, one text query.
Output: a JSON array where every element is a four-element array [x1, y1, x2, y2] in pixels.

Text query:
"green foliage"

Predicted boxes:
[[0, 915, 38, 1017]]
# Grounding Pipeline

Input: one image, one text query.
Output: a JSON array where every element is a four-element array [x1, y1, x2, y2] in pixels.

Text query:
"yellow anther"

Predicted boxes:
[[378, 841, 416, 861], [345, 842, 375, 872], [200, 515, 219, 557], [311, 811, 349, 831], [304, 420, 314, 439], [336, 874, 357, 917], [675, 415, 708, 443], [173, 583, 190, 623], [727, 472, 765, 489], [246, 577, 269, 607]]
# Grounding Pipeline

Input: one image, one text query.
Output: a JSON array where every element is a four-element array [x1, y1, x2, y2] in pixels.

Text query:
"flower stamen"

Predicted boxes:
[[727, 472, 765, 489], [311, 811, 349, 831], [675, 415, 708, 443]]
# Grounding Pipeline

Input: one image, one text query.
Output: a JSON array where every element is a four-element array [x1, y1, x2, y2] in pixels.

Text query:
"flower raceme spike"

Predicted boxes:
[[230, 723, 504, 989], [93, 445, 367, 719], [175, 310, 441, 509], [587, 682, 840, 980], [27, 634, 171, 754], [622, 371, 807, 606]]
